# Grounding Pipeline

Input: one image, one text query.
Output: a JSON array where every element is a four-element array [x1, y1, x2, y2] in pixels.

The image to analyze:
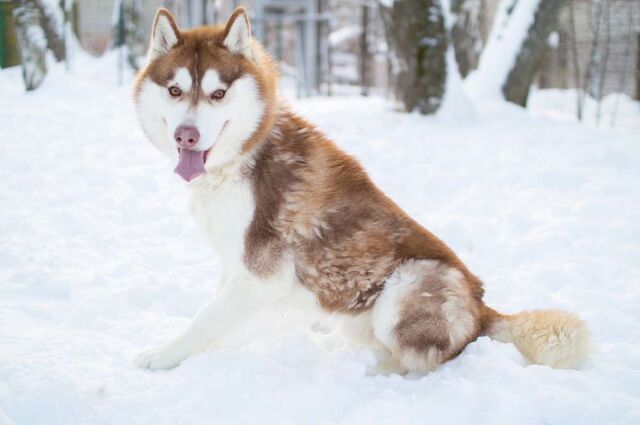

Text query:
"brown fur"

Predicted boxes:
[[133, 9, 279, 155], [135, 8, 590, 372], [242, 108, 488, 321], [395, 265, 455, 353]]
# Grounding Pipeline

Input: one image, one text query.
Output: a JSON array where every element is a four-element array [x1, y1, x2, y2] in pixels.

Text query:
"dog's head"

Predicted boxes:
[[134, 8, 278, 182]]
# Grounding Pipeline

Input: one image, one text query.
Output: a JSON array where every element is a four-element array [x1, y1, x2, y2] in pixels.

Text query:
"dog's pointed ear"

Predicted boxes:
[[148, 9, 180, 62], [223, 8, 252, 58]]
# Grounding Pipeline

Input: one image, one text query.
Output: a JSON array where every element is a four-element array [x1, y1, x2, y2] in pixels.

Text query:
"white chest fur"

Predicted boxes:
[[135, 165, 371, 372], [187, 169, 254, 272], [186, 166, 320, 309]]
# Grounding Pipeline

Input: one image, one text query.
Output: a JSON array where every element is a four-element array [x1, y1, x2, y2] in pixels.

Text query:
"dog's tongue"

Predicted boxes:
[[174, 149, 206, 182]]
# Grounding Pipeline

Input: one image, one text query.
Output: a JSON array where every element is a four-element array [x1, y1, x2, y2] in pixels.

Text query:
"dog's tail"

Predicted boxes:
[[481, 306, 591, 369]]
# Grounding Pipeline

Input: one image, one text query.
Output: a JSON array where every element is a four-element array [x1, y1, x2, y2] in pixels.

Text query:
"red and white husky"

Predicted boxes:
[[133, 8, 590, 373]]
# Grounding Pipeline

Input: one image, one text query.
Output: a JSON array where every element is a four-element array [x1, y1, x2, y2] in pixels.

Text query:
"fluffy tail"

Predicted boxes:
[[482, 307, 591, 369]]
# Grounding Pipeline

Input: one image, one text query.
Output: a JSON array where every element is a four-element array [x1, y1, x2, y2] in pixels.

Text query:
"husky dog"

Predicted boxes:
[[133, 8, 590, 373]]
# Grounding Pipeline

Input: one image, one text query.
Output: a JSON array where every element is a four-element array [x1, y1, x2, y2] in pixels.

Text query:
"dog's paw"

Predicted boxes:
[[367, 356, 408, 376], [134, 346, 182, 370]]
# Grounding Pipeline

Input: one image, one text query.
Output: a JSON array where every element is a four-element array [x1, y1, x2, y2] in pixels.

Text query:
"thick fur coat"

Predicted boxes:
[[132, 8, 591, 373]]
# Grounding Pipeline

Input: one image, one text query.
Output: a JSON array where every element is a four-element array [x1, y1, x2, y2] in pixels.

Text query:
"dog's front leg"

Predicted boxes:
[[134, 275, 261, 370]]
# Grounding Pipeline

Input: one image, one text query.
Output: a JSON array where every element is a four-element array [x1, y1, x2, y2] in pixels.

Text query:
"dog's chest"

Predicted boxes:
[[187, 170, 305, 302], [188, 173, 254, 268]]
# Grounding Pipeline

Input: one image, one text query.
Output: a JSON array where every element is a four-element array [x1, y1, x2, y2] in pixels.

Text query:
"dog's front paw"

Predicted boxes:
[[134, 346, 183, 370]]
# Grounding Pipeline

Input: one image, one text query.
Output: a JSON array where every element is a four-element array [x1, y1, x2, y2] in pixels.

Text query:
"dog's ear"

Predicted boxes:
[[148, 9, 180, 62], [222, 8, 252, 58]]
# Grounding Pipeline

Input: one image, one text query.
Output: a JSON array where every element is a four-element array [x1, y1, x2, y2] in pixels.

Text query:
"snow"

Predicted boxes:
[[438, 1, 475, 124], [39, 0, 66, 39], [465, 0, 541, 100], [329, 25, 362, 47], [25, 24, 48, 52], [1, 54, 640, 425], [529, 89, 640, 132]]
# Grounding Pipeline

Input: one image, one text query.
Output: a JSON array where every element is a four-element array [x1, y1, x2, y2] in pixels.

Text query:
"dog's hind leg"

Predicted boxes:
[[371, 259, 481, 374]]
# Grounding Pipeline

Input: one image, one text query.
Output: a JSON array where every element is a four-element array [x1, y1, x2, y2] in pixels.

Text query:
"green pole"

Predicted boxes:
[[0, 3, 7, 68]]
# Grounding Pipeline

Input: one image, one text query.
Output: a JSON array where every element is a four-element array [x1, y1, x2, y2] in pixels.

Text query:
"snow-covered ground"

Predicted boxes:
[[1, 56, 639, 425]]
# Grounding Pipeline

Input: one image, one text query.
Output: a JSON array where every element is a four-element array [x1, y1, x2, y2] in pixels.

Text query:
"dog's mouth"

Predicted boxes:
[[173, 148, 211, 182], [173, 121, 229, 182]]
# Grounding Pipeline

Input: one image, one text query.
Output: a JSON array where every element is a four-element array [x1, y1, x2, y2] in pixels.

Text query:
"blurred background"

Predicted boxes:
[[1, 0, 638, 120]]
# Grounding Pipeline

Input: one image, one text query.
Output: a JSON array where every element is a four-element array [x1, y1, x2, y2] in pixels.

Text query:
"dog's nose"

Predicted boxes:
[[174, 125, 200, 148]]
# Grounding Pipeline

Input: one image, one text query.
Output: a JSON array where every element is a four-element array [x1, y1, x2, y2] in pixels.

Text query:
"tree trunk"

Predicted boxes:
[[122, 0, 145, 70], [567, 0, 584, 119], [450, 0, 484, 78], [360, 4, 370, 96], [31, 0, 66, 62], [13, 2, 47, 91], [13, 0, 68, 90], [379, 0, 448, 114], [636, 33, 640, 101], [502, 0, 564, 106]]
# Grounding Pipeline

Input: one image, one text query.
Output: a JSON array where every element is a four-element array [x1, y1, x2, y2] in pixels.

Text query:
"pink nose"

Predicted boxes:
[[174, 125, 200, 148]]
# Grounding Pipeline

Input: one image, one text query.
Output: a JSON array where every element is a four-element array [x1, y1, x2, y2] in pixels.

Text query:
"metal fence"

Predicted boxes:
[[538, 0, 640, 100]]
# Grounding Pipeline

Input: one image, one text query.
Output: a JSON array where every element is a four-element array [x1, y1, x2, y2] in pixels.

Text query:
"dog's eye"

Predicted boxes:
[[211, 89, 226, 100], [168, 86, 182, 97]]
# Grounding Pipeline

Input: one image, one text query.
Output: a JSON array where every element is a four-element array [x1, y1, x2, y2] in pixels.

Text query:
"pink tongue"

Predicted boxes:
[[174, 149, 206, 182]]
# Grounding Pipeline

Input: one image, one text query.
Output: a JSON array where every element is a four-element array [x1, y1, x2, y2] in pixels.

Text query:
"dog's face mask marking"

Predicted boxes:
[[134, 8, 265, 181]]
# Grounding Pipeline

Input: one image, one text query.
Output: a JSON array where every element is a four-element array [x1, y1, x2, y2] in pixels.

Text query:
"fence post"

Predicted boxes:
[[360, 4, 369, 96], [636, 33, 640, 101]]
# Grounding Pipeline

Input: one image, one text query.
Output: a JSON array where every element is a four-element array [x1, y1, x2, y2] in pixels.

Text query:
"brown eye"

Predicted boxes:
[[168, 86, 182, 97], [211, 89, 226, 100]]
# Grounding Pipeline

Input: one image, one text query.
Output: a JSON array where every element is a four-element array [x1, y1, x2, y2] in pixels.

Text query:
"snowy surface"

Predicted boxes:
[[1, 55, 640, 425]]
